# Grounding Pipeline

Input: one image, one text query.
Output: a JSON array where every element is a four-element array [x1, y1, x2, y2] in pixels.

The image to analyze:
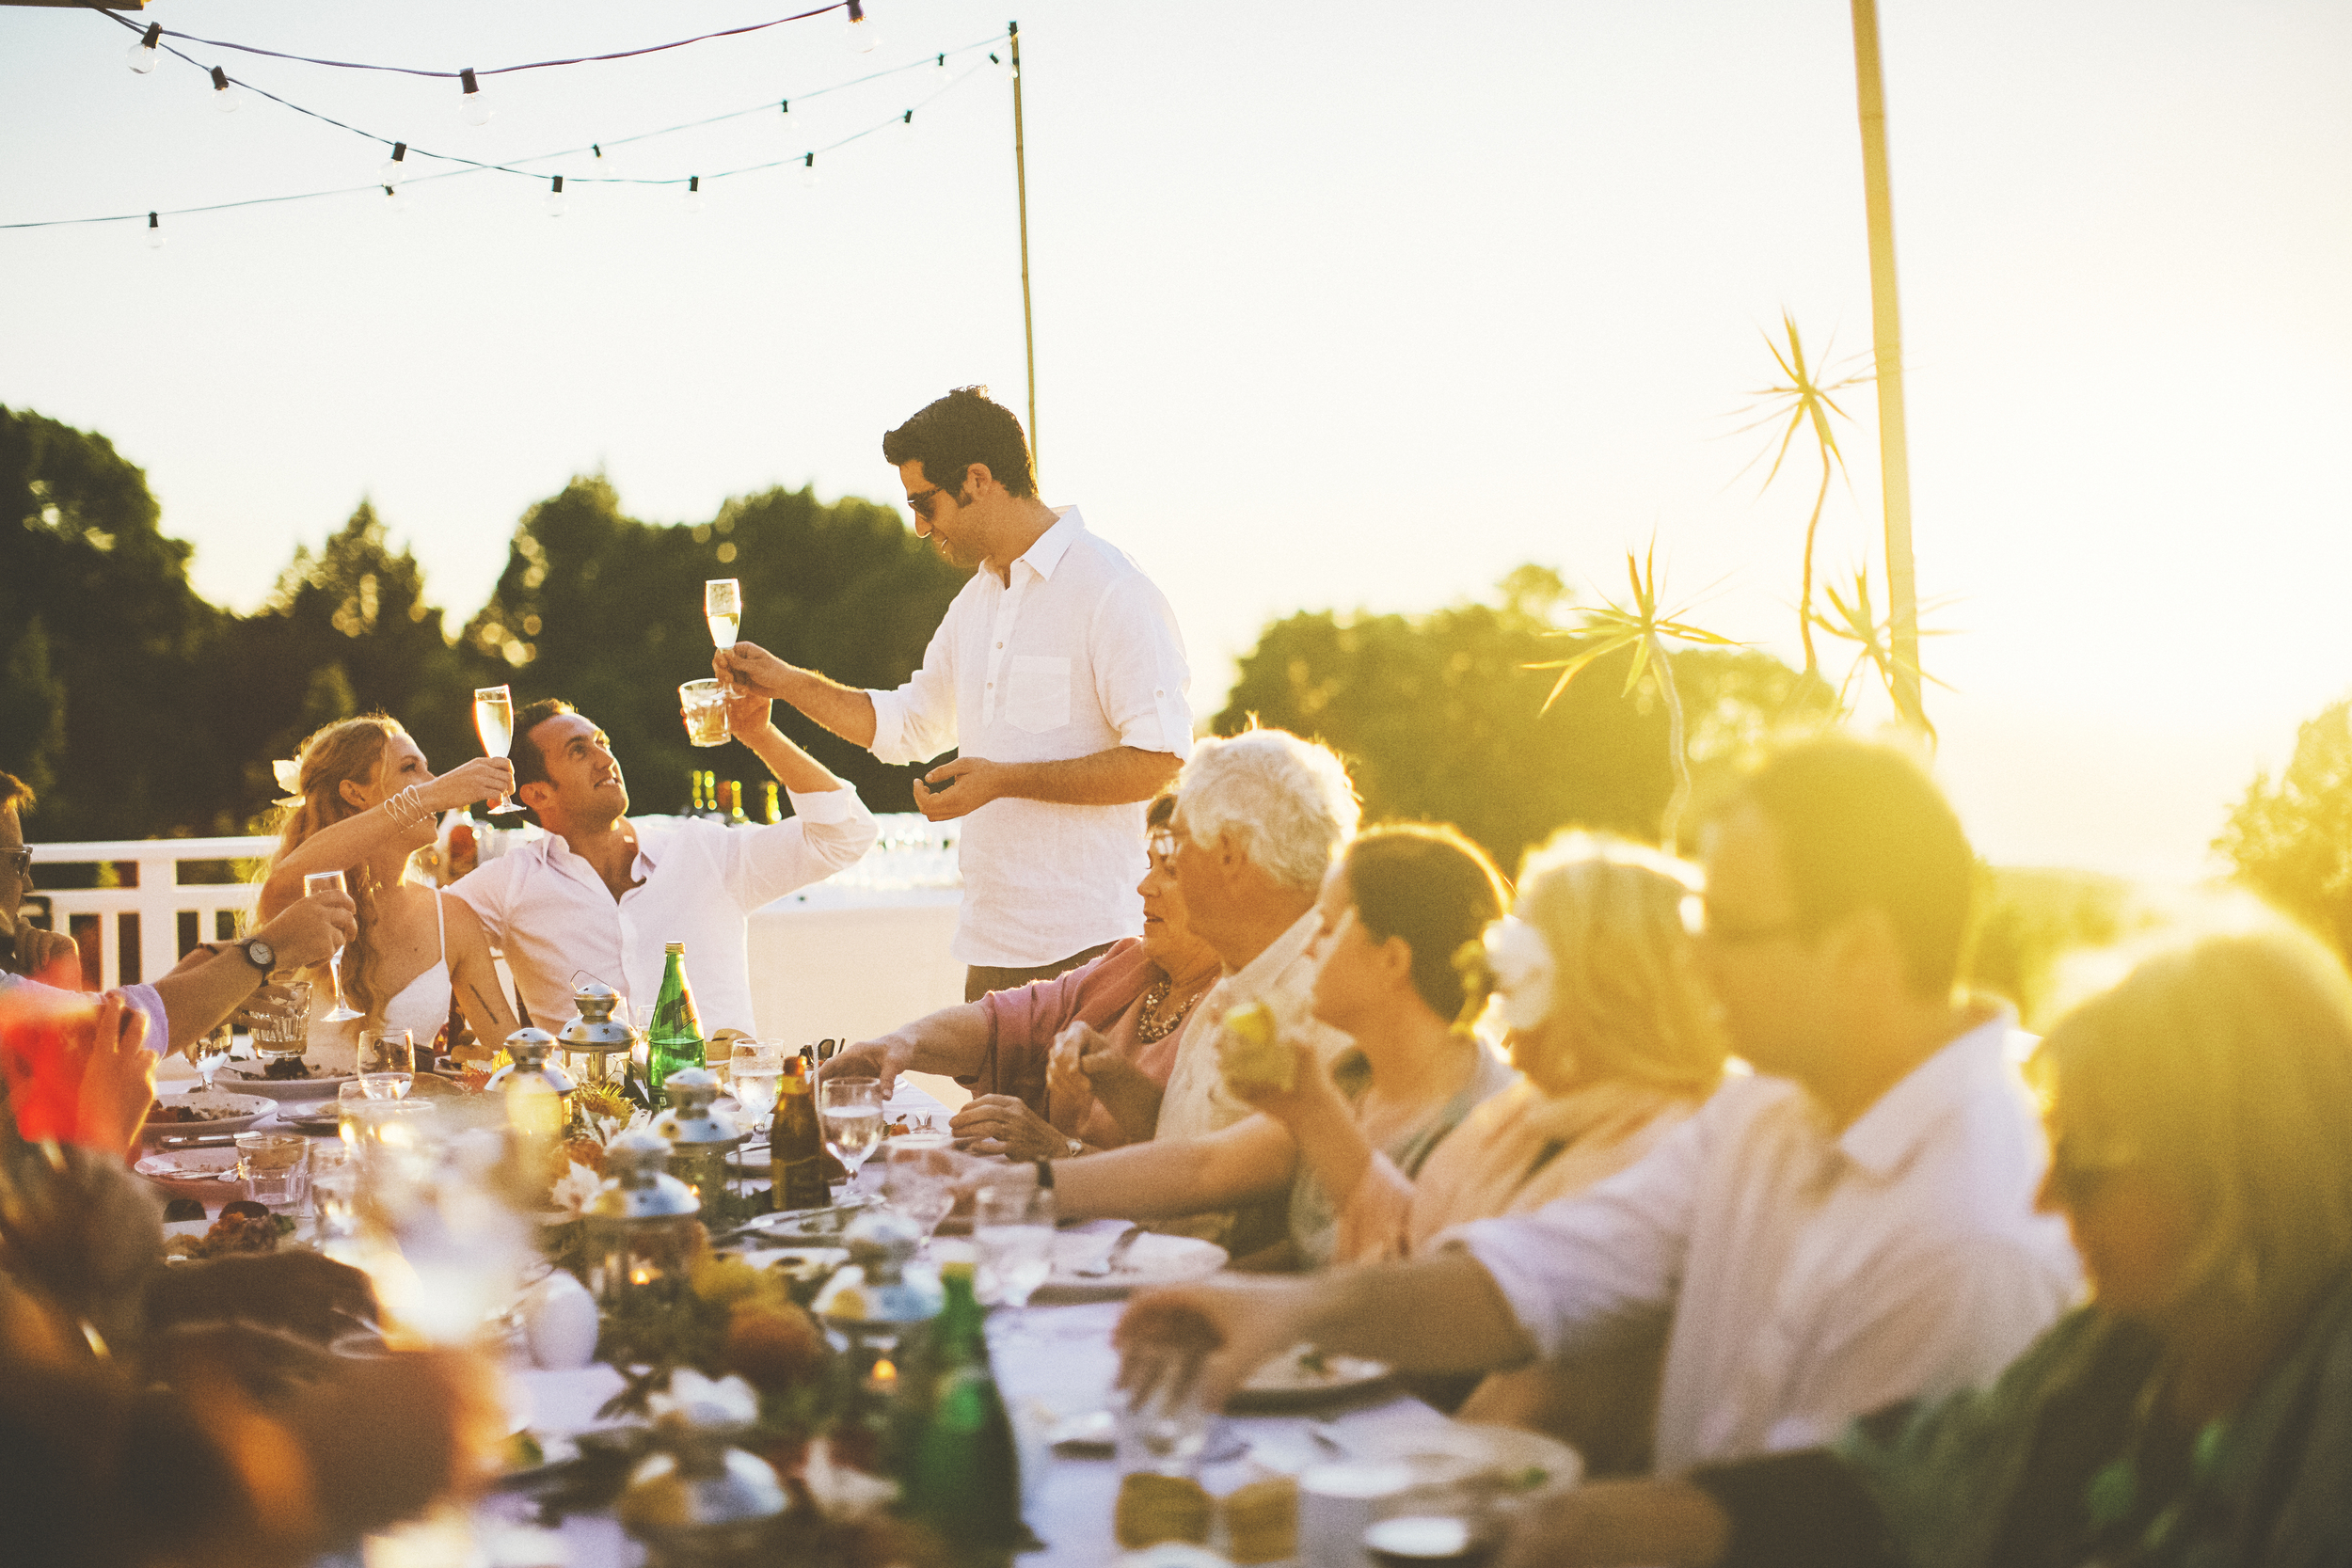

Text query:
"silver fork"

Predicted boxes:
[[1074, 1223, 1145, 1277]]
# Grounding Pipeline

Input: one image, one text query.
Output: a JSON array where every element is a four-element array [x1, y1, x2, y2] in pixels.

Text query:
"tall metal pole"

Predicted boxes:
[[1009, 21, 1039, 483], [1849, 0, 1923, 732]]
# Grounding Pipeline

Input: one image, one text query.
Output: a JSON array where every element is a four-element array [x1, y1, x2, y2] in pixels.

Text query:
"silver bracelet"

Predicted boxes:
[[385, 784, 430, 830]]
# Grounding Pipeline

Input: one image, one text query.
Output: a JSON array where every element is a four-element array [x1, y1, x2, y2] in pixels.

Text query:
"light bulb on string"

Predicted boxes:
[[382, 183, 411, 219], [801, 152, 818, 190], [127, 24, 161, 74], [145, 212, 163, 250], [459, 68, 493, 127], [844, 0, 878, 54], [681, 176, 704, 214], [543, 175, 566, 217], [378, 141, 411, 186], [933, 53, 953, 87], [211, 66, 240, 113]]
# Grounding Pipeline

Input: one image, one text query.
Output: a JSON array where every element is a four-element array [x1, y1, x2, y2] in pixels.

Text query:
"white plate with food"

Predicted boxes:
[[143, 1092, 276, 1143], [162, 1208, 299, 1261], [1312, 1413, 1582, 1499], [1033, 1229, 1229, 1301], [1227, 1342, 1396, 1411], [136, 1147, 246, 1202], [223, 1062, 356, 1100]]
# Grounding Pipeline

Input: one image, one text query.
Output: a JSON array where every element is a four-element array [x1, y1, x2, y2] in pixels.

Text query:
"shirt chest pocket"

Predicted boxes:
[[1004, 654, 1073, 734]]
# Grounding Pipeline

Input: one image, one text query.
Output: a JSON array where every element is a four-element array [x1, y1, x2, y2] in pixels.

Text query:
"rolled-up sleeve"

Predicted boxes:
[[119, 985, 168, 1054], [730, 786, 878, 908], [1090, 575, 1192, 759], [1441, 1111, 1703, 1360], [867, 603, 964, 767]]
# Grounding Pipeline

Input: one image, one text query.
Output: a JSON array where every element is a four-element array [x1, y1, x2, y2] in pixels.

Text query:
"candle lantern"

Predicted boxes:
[[492, 1027, 576, 1192], [822, 1205, 945, 1405], [587, 1128, 703, 1306], [649, 1066, 743, 1214], [557, 977, 638, 1093]]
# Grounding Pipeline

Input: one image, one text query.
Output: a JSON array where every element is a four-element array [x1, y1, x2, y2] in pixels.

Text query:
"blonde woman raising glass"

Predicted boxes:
[[257, 715, 521, 1064]]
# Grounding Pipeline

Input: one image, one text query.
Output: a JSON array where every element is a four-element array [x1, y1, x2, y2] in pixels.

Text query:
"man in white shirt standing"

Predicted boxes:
[[718, 387, 1192, 1002], [451, 693, 877, 1036], [1117, 739, 2081, 1488]]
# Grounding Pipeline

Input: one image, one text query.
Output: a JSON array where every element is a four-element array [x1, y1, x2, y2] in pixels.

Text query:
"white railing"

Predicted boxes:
[[24, 814, 961, 993], [25, 835, 274, 990]]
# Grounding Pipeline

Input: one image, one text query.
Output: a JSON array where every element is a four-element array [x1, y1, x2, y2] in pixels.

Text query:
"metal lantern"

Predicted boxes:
[[586, 1128, 703, 1306], [558, 977, 639, 1090], [619, 1427, 790, 1568], [492, 1027, 576, 1186], [648, 1066, 743, 1213]]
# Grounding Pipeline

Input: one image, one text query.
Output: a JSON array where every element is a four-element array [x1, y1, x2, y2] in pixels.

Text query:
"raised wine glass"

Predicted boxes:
[[304, 870, 365, 1022], [191, 1021, 233, 1096], [818, 1077, 885, 1189], [474, 684, 522, 814], [706, 578, 742, 695]]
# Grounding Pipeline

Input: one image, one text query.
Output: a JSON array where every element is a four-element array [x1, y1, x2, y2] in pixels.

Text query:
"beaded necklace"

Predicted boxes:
[[1135, 974, 1211, 1043]]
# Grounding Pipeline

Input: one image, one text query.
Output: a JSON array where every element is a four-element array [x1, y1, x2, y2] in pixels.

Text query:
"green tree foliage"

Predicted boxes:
[[0, 405, 228, 838], [463, 478, 969, 816], [1213, 566, 1834, 874], [2217, 696, 2352, 959]]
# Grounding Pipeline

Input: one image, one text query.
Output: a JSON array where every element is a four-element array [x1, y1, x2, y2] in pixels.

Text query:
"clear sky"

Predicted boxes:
[[5, 0, 2347, 879]]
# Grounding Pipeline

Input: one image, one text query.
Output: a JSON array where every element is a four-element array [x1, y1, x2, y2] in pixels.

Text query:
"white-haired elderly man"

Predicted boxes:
[[1139, 728, 1360, 1249]]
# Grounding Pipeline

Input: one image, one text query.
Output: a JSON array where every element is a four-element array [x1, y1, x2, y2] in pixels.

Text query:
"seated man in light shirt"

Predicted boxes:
[[1136, 727, 1360, 1251], [1117, 738, 2081, 1487], [451, 692, 877, 1036]]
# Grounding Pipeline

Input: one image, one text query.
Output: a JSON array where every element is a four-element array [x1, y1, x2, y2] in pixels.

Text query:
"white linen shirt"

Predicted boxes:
[[451, 787, 876, 1036], [866, 507, 1192, 968], [1152, 908, 1355, 1145], [1448, 1010, 2082, 1477]]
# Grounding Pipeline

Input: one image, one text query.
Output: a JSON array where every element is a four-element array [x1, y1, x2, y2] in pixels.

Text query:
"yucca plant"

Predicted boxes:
[[1810, 564, 1951, 741], [1733, 313, 1871, 680], [1528, 543, 1740, 847]]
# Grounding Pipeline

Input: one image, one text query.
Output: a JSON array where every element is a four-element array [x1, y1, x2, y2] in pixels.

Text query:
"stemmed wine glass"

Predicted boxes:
[[304, 870, 365, 1022], [706, 578, 742, 694], [191, 1021, 233, 1095], [975, 1181, 1057, 1340], [817, 1078, 885, 1190], [357, 1027, 415, 1100], [474, 685, 522, 814]]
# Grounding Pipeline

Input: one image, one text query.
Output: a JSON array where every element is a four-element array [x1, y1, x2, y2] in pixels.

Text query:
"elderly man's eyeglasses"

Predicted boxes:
[[0, 848, 30, 878], [906, 486, 947, 521], [1147, 829, 1180, 863]]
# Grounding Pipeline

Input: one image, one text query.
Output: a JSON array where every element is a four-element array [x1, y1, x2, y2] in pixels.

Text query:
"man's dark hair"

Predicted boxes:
[[882, 387, 1036, 499], [509, 699, 577, 795], [1734, 737, 1974, 998], [0, 770, 32, 816]]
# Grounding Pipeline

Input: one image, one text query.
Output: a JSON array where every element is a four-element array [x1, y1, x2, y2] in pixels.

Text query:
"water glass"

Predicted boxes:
[[235, 1131, 311, 1210], [192, 1022, 233, 1094], [730, 1041, 784, 1134], [818, 1078, 885, 1183], [250, 980, 314, 1061], [975, 1183, 1057, 1311], [357, 1026, 415, 1100], [883, 1138, 959, 1238], [678, 678, 731, 748]]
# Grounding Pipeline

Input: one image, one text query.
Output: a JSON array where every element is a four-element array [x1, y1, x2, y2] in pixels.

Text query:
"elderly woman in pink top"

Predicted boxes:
[[819, 794, 1222, 1158], [1332, 831, 1727, 1264]]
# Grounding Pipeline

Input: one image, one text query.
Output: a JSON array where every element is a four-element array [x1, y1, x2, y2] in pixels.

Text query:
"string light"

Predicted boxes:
[[682, 175, 703, 214], [127, 24, 161, 74], [846, 0, 879, 54], [145, 212, 163, 249], [802, 151, 819, 189], [211, 66, 241, 113], [378, 141, 411, 185], [934, 53, 952, 86], [460, 68, 494, 127], [544, 175, 566, 217]]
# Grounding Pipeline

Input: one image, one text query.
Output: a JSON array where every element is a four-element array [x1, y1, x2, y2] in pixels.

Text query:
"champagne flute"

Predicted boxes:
[[358, 1026, 415, 1100], [474, 684, 522, 815], [305, 871, 365, 1022], [706, 578, 741, 694], [818, 1078, 885, 1188]]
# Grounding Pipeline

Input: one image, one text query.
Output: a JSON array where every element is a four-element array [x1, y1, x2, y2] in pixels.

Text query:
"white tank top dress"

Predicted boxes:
[[378, 891, 453, 1041]]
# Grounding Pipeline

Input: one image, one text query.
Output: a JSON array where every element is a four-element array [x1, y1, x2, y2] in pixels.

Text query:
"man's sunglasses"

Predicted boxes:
[[906, 485, 948, 521], [0, 847, 31, 877]]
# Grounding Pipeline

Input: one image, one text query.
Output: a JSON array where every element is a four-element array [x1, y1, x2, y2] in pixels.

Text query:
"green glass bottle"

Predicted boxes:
[[645, 941, 705, 1107], [901, 1260, 1025, 1560]]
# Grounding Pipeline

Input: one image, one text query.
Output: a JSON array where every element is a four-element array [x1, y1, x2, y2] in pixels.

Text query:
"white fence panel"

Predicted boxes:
[[24, 835, 275, 990]]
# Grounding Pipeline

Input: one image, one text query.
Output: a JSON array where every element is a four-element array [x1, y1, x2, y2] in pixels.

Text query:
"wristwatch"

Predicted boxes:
[[239, 938, 276, 973], [1064, 1136, 1084, 1158]]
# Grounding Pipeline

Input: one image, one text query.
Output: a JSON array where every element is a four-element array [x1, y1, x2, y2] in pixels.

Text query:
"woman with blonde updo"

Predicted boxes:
[[257, 715, 520, 1059], [1333, 831, 1728, 1262]]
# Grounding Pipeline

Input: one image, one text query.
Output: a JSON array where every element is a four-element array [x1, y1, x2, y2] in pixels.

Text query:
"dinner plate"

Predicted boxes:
[[1226, 1343, 1396, 1412], [276, 1106, 346, 1135], [135, 1147, 245, 1202], [1031, 1230, 1228, 1302], [223, 1063, 356, 1100], [1316, 1416, 1582, 1499], [142, 1092, 276, 1143]]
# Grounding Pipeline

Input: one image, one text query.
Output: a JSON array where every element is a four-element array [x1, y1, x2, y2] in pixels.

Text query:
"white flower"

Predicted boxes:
[[551, 1161, 603, 1218], [800, 1436, 898, 1521], [647, 1369, 760, 1429], [1486, 917, 1557, 1034]]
